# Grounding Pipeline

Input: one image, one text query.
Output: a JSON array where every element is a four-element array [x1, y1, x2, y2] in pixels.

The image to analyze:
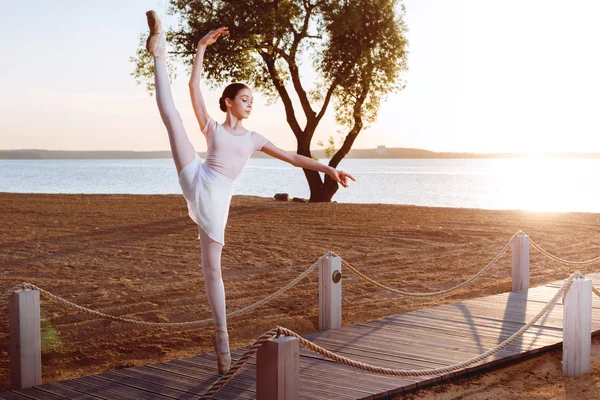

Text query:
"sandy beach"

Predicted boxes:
[[1, 192, 600, 398]]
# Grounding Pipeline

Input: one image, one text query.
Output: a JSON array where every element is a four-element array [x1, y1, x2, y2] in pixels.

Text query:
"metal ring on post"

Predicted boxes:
[[332, 270, 342, 283]]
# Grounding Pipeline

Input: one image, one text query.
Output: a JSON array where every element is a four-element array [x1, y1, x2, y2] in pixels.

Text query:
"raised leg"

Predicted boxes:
[[149, 12, 196, 174]]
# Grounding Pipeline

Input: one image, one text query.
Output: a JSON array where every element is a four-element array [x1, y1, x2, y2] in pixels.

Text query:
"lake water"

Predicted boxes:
[[1, 157, 599, 213]]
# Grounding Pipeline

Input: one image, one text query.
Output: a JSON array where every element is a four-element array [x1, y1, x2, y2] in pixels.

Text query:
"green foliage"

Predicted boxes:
[[317, 0, 408, 127], [40, 314, 62, 351], [131, 0, 409, 198], [132, 1, 407, 115], [317, 130, 345, 159]]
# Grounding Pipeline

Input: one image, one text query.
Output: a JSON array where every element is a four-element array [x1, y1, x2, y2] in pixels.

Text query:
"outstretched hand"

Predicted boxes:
[[199, 27, 229, 46], [329, 169, 356, 188]]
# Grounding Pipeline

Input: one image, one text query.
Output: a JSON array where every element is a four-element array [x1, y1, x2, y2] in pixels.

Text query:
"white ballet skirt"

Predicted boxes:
[[178, 154, 233, 245], [176, 118, 271, 246]]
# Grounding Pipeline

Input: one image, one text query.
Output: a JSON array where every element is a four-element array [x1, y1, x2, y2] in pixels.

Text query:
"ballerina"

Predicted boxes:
[[145, 10, 355, 374]]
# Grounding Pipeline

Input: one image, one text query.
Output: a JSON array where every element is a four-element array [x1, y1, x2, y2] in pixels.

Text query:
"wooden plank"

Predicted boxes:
[[359, 315, 559, 347], [0, 391, 36, 400], [381, 312, 564, 341], [459, 295, 600, 316], [310, 322, 553, 362], [295, 357, 401, 398], [177, 351, 358, 399], [375, 322, 558, 357], [410, 306, 566, 329], [383, 312, 564, 338], [298, 341, 485, 387], [216, 349, 383, 400], [148, 360, 258, 397], [370, 316, 562, 348], [300, 318, 552, 380], [96, 371, 204, 400], [74, 375, 173, 400], [27, 383, 105, 400], [51, 381, 115, 400], [58, 378, 144, 400], [442, 300, 568, 320], [179, 354, 375, 400], [3, 387, 65, 400], [299, 334, 454, 368], [112, 365, 255, 400]]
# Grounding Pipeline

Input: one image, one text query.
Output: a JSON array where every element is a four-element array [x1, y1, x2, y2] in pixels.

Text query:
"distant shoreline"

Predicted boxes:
[[2, 149, 600, 160]]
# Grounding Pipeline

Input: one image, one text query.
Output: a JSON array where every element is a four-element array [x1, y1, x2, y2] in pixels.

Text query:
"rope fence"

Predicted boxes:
[[1, 229, 519, 328], [199, 270, 592, 399], [1, 253, 329, 328], [529, 236, 600, 265], [334, 231, 520, 297], [0, 284, 25, 304], [3, 231, 600, 326], [4, 231, 600, 398]]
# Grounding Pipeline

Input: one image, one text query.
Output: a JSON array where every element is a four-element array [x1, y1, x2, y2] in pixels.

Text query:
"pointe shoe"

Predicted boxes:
[[145, 10, 163, 54], [212, 332, 231, 374]]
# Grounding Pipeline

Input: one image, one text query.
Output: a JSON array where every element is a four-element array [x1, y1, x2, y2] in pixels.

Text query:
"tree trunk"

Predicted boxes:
[[305, 170, 328, 202], [322, 176, 339, 201], [297, 138, 331, 202]]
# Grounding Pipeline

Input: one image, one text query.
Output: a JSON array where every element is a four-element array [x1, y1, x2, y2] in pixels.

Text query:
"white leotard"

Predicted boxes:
[[202, 118, 271, 180], [178, 118, 271, 245]]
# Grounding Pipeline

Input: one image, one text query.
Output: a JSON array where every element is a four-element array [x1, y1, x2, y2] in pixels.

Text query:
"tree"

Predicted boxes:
[[132, 0, 409, 202]]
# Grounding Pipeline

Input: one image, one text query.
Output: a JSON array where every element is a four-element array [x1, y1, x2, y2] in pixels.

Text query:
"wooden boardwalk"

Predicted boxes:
[[3, 273, 600, 400]]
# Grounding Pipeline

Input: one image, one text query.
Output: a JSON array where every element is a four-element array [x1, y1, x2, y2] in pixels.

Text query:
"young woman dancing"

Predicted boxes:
[[145, 10, 355, 374]]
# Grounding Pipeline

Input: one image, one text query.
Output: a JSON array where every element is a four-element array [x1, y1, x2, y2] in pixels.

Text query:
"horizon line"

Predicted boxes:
[[2, 148, 600, 155]]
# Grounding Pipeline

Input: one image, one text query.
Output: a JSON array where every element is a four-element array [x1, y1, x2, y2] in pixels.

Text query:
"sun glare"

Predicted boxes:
[[489, 157, 594, 213]]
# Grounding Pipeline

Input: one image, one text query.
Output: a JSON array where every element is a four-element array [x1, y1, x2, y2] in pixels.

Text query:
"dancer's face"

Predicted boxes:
[[227, 88, 253, 120]]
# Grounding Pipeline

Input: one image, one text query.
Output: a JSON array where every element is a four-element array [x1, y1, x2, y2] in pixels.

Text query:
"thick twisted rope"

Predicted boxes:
[[282, 271, 580, 375], [198, 327, 281, 399], [529, 236, 600, 265], [0, 253, 328, 328], [199, 271, 583, 398], [0, 283, 26, 304], [331, 232, 520, 297], [517, 231, 600, 296]]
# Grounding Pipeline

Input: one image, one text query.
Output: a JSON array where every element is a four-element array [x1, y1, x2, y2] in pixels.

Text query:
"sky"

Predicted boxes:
[[1, 0, 600, 154]]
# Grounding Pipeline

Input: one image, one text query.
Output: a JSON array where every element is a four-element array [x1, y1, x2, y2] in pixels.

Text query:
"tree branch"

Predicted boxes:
[[260, 51, 303, 139], [330, 65, 373, 169], [315, 76, 340, 123], [285, 2, 316, 124]]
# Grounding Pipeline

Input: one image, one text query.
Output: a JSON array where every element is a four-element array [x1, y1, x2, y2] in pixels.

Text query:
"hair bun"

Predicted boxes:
[[219, 83, 251, 113]]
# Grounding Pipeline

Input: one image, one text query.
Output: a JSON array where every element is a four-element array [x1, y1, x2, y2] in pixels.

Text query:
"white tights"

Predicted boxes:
[[153, 56, 229, 348], [198, 226, 228, 333]]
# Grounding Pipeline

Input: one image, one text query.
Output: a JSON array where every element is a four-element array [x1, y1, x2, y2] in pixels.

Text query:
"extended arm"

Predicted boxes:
[[188, 27, 229, 133], [261, 142, 355, 188], [188, 44, 210, 131]]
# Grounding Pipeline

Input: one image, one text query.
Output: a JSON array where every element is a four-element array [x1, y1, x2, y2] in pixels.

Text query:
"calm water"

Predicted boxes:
[[1, 158, 598, 213]]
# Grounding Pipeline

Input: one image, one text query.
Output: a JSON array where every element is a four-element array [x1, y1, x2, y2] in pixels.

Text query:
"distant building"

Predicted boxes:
[[376, 145, 388, 156]]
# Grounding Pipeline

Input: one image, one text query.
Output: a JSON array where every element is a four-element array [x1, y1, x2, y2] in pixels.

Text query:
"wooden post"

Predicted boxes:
[[563, 278, 592, 376], [9, 289, 42, 389], [319, 255, 342, 331], [512, 234, 530, 292], [256, 336, 299, 400]]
